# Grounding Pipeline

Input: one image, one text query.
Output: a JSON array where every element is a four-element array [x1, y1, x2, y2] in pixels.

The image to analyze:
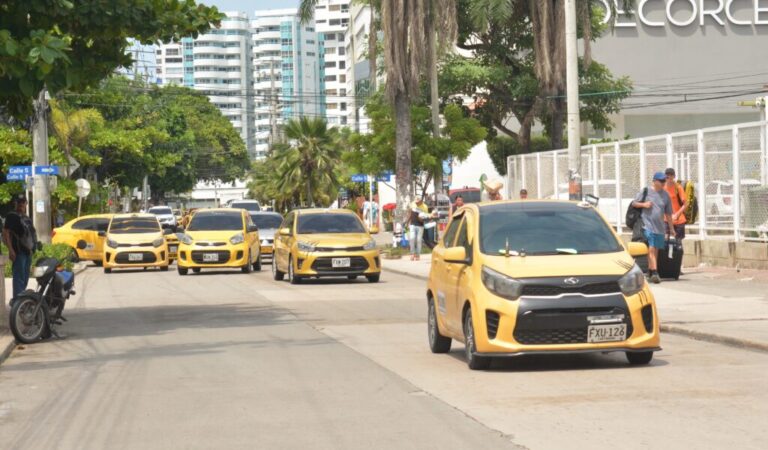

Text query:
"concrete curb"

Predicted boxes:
[[0, 334, 15, 366], [383, 267, 768, 354]]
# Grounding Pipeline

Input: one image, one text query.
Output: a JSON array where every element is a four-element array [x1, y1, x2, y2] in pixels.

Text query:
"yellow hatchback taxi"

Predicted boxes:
[[427, 200, 660, 370], [102, 214, 171, 273], [176, 209, 261, 275], [272, 209, 380, 284], [52, 214, 112, 265]]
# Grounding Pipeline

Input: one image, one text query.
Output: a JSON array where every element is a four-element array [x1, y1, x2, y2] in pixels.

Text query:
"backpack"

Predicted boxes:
[[625, 187, 648, 229], [680, 180, 698, 225], [8, 212, 36, 253]]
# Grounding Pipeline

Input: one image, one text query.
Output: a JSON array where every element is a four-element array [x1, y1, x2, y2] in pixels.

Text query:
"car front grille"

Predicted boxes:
[[116, 242, 153, 248], [191, 250, 231, 264], [513, 305, 634, 345], [114, 252, 157, 264], [314, 246, 365, 252], [311, 256, 369, 272], [515, 327, 586, 345], [196, 242, 226, 247], [521, 281, 620, 297]]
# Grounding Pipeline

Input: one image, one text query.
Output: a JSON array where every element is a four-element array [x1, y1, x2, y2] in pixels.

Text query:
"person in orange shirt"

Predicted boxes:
[[664, 168, 688, 240]]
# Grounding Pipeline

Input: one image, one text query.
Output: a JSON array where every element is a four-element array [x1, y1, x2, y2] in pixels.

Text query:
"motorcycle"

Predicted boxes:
[[8, 243, 80, 344]]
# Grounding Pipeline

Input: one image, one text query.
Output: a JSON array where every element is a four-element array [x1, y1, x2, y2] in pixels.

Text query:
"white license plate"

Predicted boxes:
[[587, 324, 627, 343], [128, 253, 143, 262], [169, 245, 178, 253], [203, 253, 219, 262], [332, 257, 351, 268]]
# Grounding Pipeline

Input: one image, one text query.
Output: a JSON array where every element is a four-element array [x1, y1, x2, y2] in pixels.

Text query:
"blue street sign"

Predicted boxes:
[[35, 165, 59, 175], [351, 174, 368, 183], [376, 173, 391, 182], [6, 173, 25, 181], [8, 166, 32, 176]]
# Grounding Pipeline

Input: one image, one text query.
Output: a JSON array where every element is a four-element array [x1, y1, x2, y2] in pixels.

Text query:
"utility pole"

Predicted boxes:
[[32, 89, 52, 243], [427, 19, 443, 196], [565, 0, 583, 201], [269, 59, 279, 149]]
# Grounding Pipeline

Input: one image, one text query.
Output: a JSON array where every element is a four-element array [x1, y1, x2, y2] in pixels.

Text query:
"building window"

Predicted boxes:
[[166, 48, 180, 56], [165, 57, 182, 63], [325, 47, 336, 54], [340, 102, 347, 111], [339, 89, 346, 96], [306, 39, 315, 45], [329, 4, 340, 11], [326, 103, 338, 110], [338, 46, 346, 56], [325, 32, 336, 41], [156, 49, 162, 55], [306, 51, 315, 57], [325, 89, 338, 95], [338, 61, 346, 69], [324, 75, 337, 82], [330, 19, 341, 26], [305, 27, 315, 32], [338, 74, 346, 83], [325, 61, 336, 68]]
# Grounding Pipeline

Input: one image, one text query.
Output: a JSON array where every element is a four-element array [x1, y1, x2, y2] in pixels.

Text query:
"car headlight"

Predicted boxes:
[[179, 234, 193, 245], [363, 238, 376, 251], [33, 266, 49, 278], [106, 239, 119, 249], [481, 266, 522, 301], [297, 241, 315, 252], [229, 232, 245, 245], [618, 264, 645, 296], [152, 238, 165, 248]]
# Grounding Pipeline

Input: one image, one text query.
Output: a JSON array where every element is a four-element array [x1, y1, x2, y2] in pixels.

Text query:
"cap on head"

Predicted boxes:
[[664, 168, 676, 177], [13, 194, 27, 205], [520, 189, 528, 195], [653, 172, 666, 182]]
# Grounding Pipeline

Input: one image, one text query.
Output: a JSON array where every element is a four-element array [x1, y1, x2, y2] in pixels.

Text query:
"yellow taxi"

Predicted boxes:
[[101, 214, 171, 273], [248, 211, 283, 261], [272, 209, 380, 284], [427, 200, 660, 370], [52, 214, 112, 265], [176, 208, 261, 275]]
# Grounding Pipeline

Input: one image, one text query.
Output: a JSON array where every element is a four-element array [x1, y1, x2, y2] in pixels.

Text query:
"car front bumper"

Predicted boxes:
[[292, 249, 381, 277], [472, 287, 660, 354], [104, 246, 169, 269], [177, 243, 254, 269]]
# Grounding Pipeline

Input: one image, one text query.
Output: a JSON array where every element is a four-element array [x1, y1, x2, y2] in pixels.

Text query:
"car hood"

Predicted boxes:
[[154, 214, 174, 220], [259, 229, 276, 240], [481, 251, 635, 279], [107, 232, 163, 244], [185, 230, 244, 242], [295, 233, 371, 247]]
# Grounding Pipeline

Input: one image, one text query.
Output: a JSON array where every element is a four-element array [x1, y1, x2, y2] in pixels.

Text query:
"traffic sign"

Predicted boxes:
[[376, 172, 392, 182], [35, 165, 59, 175], [351, 174, 368, 183], [75, 178, 91, 198], [6, 173, 25, 181], [8, 166, 32, 176]]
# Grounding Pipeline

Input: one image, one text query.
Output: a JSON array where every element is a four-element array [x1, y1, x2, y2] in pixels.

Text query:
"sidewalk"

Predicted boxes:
[[383, 257, 768, 353]]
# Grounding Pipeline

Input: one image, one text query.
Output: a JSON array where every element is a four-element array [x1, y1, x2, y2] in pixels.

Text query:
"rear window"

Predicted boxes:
[[188, 212, 244, 231], [450, 190, 481, 204], [230, 201, 261, 212], [250, 214, 283, 229], [149, 207, 173, 215], [109, 217, 160, 234], [479, 203, 622, 256], [297, 213, 366, 234]]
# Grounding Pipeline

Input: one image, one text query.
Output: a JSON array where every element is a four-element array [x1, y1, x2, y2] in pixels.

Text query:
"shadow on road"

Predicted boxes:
[[446, 349, 669, 372]]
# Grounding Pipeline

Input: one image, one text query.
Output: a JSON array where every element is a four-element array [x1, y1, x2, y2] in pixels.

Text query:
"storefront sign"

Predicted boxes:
[[597, 0, 768, 27]]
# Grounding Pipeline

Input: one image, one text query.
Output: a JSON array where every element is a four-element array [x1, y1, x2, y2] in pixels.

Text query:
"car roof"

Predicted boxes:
[[72, 213, 113, 219], [461, 199, 596, 213], [294, 208, 356, 215], [194, 208, 243, 214], [148, 205, 172, 210], [230, 200, 260, 203], [249, 211, 282, 216], [112, 213, 158, 220]]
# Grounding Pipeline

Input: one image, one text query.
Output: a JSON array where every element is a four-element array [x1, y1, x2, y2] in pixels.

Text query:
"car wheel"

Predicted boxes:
[[160, 265, 169, 272], [463, 308, 491, 370], [626, 351, 654, 365], [428, 298, 452, 354], [242, 251, 253, 274], [272, 257, 285, 281], [104, 268, 111, 274], [253, 254, 262, 272], [366, 274, 380, 283], [289, 256, 301, 285], [178, 267, 189, 276]]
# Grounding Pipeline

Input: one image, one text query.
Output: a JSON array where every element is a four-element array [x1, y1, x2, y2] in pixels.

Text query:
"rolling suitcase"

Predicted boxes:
[[657, 239, 683, 280]]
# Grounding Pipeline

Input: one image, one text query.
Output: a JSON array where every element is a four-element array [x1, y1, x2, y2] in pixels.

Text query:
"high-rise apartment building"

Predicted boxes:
[[252, 9, 322, 158], [344, 4, 373, 133], [314, 1, 352, 127]]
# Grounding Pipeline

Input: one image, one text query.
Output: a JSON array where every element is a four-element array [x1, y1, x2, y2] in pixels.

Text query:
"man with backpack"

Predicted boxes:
[[632, 172, 675, 284], [664, 168, 689, 240], [3, 195, 38, 299]]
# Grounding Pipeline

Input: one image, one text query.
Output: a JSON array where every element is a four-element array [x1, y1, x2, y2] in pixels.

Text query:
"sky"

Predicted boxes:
[[201, 0, 299, 14]]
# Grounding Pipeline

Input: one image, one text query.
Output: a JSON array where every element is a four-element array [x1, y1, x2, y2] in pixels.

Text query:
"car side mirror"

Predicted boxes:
[[444, 246, 470, 265], [98, 231, 106, 237], [279, 228, 291, 236], [76, 240, 88, 250], [627, 241, 648, 257], [162, 228, 173, 235], [247, 225, 258, 233]]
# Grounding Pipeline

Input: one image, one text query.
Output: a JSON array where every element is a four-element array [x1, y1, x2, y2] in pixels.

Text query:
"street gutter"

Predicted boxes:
[[384, 266, 768, 354]]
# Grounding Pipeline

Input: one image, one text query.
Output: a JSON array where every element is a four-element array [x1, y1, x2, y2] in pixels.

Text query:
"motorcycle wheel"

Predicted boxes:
[[9, 297, 50, 344]]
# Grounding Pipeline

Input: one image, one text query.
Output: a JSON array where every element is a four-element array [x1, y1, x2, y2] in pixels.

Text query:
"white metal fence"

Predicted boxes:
[[506, 121, 768, 242]]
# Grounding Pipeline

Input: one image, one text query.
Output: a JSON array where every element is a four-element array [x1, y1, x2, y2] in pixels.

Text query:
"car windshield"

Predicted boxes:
[[230, 201, 261, 212], [148, 207, 172, 215], [250, 214, 282, 230], [187, 212, 243, 231], [109, 218, 160, 234], [479, 202, 623, 256], [297, 214, 366, 234]]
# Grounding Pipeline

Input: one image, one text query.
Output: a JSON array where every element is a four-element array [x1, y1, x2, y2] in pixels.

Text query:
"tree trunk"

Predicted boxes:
[[551, 96, 565, 150], [427, 15, 443, 195], [306, 176, 314, 207], [394, 91, 413, 227]]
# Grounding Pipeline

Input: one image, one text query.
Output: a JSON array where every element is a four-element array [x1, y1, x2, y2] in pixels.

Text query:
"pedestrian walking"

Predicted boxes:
[[520, 189, 528, 199], [664, 168, 688, 240], [632, 172, 675, 284], [409, 197, 430, 261], [3, 195, 38, 300]]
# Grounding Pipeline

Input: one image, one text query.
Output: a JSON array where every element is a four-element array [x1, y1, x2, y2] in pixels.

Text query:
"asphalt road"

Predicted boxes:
[[1, 266, 766, 449]]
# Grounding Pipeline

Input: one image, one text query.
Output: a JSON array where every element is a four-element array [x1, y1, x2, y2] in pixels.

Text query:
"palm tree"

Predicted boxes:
[[49, 100, 104, 177], [273, 117, 343, 207]]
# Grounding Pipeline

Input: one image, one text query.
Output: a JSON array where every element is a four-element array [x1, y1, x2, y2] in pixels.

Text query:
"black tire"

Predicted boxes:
[[366, 274, 380, 283], [463, 308, 492, 370], [272, 257, 285, 281], [192, 268, 201, 274], [178, 267, 189, 276], [288, 256, 301, 285], [104, 268, 111, 274], [160, 265, 169, 272], [242, 252, 253, 274], [428, 298, 452, 353], [626, 351, 654, 365], [9, 297, 49, 344], [253, 254, 262, 272]]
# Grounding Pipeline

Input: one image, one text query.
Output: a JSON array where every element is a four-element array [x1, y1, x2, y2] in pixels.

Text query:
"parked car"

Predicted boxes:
[[101, 214, 171, 273], [229, 200, 261, 212], [448, 187, 482, 206], [705, 179, 762, 217], [551, 180, 635, 227], [249, 211, 283, 261], [148, 205, 177, 230], [52, 214, 113, 265], [427, 200, 658, 370]]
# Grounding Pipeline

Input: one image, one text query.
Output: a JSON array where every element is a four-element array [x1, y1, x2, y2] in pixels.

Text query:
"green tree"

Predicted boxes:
[[0, 0, 222, 118], [49, 99, 103, 177], [0, 125, 31, 202]]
